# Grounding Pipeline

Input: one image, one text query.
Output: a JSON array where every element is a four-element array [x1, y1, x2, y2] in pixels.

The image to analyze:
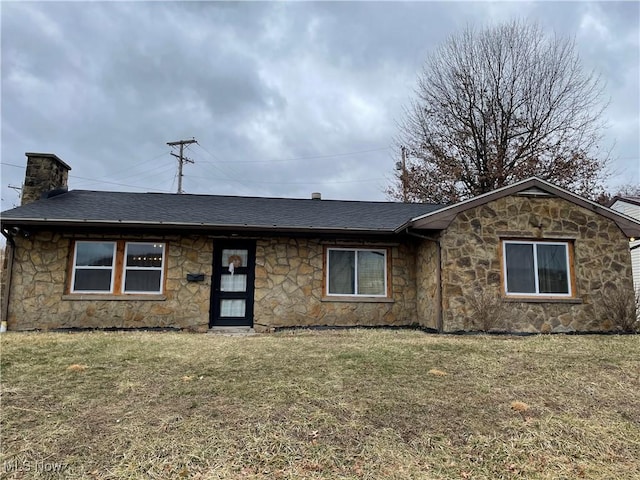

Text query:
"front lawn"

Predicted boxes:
[[1, 330, 638, 479]]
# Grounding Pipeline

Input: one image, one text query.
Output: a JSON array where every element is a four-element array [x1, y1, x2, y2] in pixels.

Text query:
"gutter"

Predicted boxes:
[[405, 229, 443, 333], [1, 228, 16, 330], [0, 217, 400, 236]]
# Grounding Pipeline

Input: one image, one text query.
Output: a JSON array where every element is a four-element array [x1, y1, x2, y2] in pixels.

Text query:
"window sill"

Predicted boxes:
[[63, 294, 167, 301], [503, 296, 582, 304], [321, 296, 394, 303]]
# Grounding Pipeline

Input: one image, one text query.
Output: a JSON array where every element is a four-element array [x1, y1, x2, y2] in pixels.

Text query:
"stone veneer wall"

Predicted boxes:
[[438, 195, 635, 333], [252, 238, 418, 331], [21, 154, 70, 205], [416, 240, 439, 330], [6, 232, 212, 331]]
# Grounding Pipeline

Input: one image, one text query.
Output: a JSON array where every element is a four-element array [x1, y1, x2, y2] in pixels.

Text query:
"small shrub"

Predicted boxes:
[[465, 288, 506, 332], [597, 287, 639, 333]]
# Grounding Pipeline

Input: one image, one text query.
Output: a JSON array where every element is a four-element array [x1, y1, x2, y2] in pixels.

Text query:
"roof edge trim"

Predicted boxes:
[[408, 176, 640, 237]]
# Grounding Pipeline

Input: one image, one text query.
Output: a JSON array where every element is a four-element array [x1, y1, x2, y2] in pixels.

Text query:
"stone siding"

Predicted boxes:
[[438, 195, 635, 332], [416, 240, 439, 330], [5, 195, 634, 334], [253, 238, 418, 331], [6, 232, 212, 331], [21, 154, 70, 205], [7, 233, 420, 332]]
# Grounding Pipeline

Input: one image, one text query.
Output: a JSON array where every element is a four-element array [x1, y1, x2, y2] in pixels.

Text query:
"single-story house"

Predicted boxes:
[[2, 153, 639, 333], [609, 195, 640, 290]]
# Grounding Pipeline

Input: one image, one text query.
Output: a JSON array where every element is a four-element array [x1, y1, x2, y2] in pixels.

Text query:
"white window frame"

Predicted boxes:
[[71, 241, 117, 294], [502, 240, 572, 297], [122, 242, 166, 294], [326, 247, 388, 297]]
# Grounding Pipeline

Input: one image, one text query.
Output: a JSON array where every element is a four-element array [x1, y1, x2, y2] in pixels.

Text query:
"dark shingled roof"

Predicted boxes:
[[0, 190, 445, 234]]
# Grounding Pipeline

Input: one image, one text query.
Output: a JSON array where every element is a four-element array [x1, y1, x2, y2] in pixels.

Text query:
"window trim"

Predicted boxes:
[[324, 247, 390, 298], [70, 241, 117, 294], [501, 239, 574, 298], [122, 242, 166, 294], [69, 240, 167, 296]]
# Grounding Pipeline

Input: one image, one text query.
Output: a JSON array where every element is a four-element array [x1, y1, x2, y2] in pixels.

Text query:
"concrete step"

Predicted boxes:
[[208, 326, 256, 336]]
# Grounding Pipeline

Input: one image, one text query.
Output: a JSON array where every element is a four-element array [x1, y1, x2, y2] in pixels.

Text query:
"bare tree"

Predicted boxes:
[[389, 21, 609, 203], [596, 183, 640, 206]]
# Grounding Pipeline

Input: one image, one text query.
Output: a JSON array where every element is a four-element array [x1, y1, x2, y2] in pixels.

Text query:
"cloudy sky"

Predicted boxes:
[[1, 1, 638, 209]]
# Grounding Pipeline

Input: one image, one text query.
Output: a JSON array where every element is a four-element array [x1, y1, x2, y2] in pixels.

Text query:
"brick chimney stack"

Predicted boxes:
[[21, 153, 71, 205]]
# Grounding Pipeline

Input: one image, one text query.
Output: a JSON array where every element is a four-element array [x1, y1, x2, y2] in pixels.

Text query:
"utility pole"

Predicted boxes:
[[167, 138, 197, 194], [8, 185, 22, 207]]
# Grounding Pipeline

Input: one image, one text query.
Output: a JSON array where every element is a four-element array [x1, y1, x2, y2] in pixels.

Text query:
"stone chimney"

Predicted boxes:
[[21, 153, 71, 205]]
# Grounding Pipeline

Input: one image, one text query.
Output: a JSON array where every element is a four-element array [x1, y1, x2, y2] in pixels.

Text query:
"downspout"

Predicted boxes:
[[406, 229, 443, 333], [1, 228, 16, 330]]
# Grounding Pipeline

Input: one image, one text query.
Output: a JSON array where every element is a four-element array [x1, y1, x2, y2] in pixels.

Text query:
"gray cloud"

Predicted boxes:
[[2, 1, 638, 209]]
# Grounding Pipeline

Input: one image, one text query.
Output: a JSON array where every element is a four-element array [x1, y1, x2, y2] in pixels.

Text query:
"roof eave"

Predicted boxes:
[[0, 217, 400, 236]]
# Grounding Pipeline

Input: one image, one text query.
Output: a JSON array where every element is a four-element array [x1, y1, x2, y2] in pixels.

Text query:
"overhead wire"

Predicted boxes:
[[199, 146, 392, 164], [93, 150, 173, 183], [72, 162, 177, 189], [190, 142, 390, 191], [68, 174, 174, 192], [1, 144, 394, 194], [194, 142, 245, 180]]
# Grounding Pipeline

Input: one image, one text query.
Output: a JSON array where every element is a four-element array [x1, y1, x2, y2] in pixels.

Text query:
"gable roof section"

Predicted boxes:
[[408, 177, 640, 238], [0, 190, 443, 235]]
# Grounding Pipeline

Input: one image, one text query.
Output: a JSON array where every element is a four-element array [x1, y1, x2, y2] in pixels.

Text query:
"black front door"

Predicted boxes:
[[210, 240, 256, 327]]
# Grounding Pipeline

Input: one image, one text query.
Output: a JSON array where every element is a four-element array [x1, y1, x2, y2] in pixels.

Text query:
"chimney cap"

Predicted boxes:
[[25, 152, 72, 171], [311, 192, 321, 200]]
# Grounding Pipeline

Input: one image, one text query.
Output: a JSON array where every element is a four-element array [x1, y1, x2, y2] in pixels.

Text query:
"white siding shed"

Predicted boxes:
[[610, 197, 640, 290]]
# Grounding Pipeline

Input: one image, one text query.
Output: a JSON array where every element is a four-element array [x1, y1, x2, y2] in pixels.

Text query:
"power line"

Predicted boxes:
[[94, 150, 173, 183], [68, 175, 174, 192], [72, 162, 177, 189], [194, 142, 245, 184], [197, 146, 393, 165], [183, 174, 385, 186]]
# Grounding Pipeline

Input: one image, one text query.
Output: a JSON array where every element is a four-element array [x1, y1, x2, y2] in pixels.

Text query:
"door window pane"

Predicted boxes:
[[222, 249, 248, 269], [220, 299, 246, 317], [221, 274, 247, 292]]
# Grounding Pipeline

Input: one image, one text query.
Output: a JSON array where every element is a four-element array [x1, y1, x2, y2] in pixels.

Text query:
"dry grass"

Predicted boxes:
[[1, 330, 639, 479]]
